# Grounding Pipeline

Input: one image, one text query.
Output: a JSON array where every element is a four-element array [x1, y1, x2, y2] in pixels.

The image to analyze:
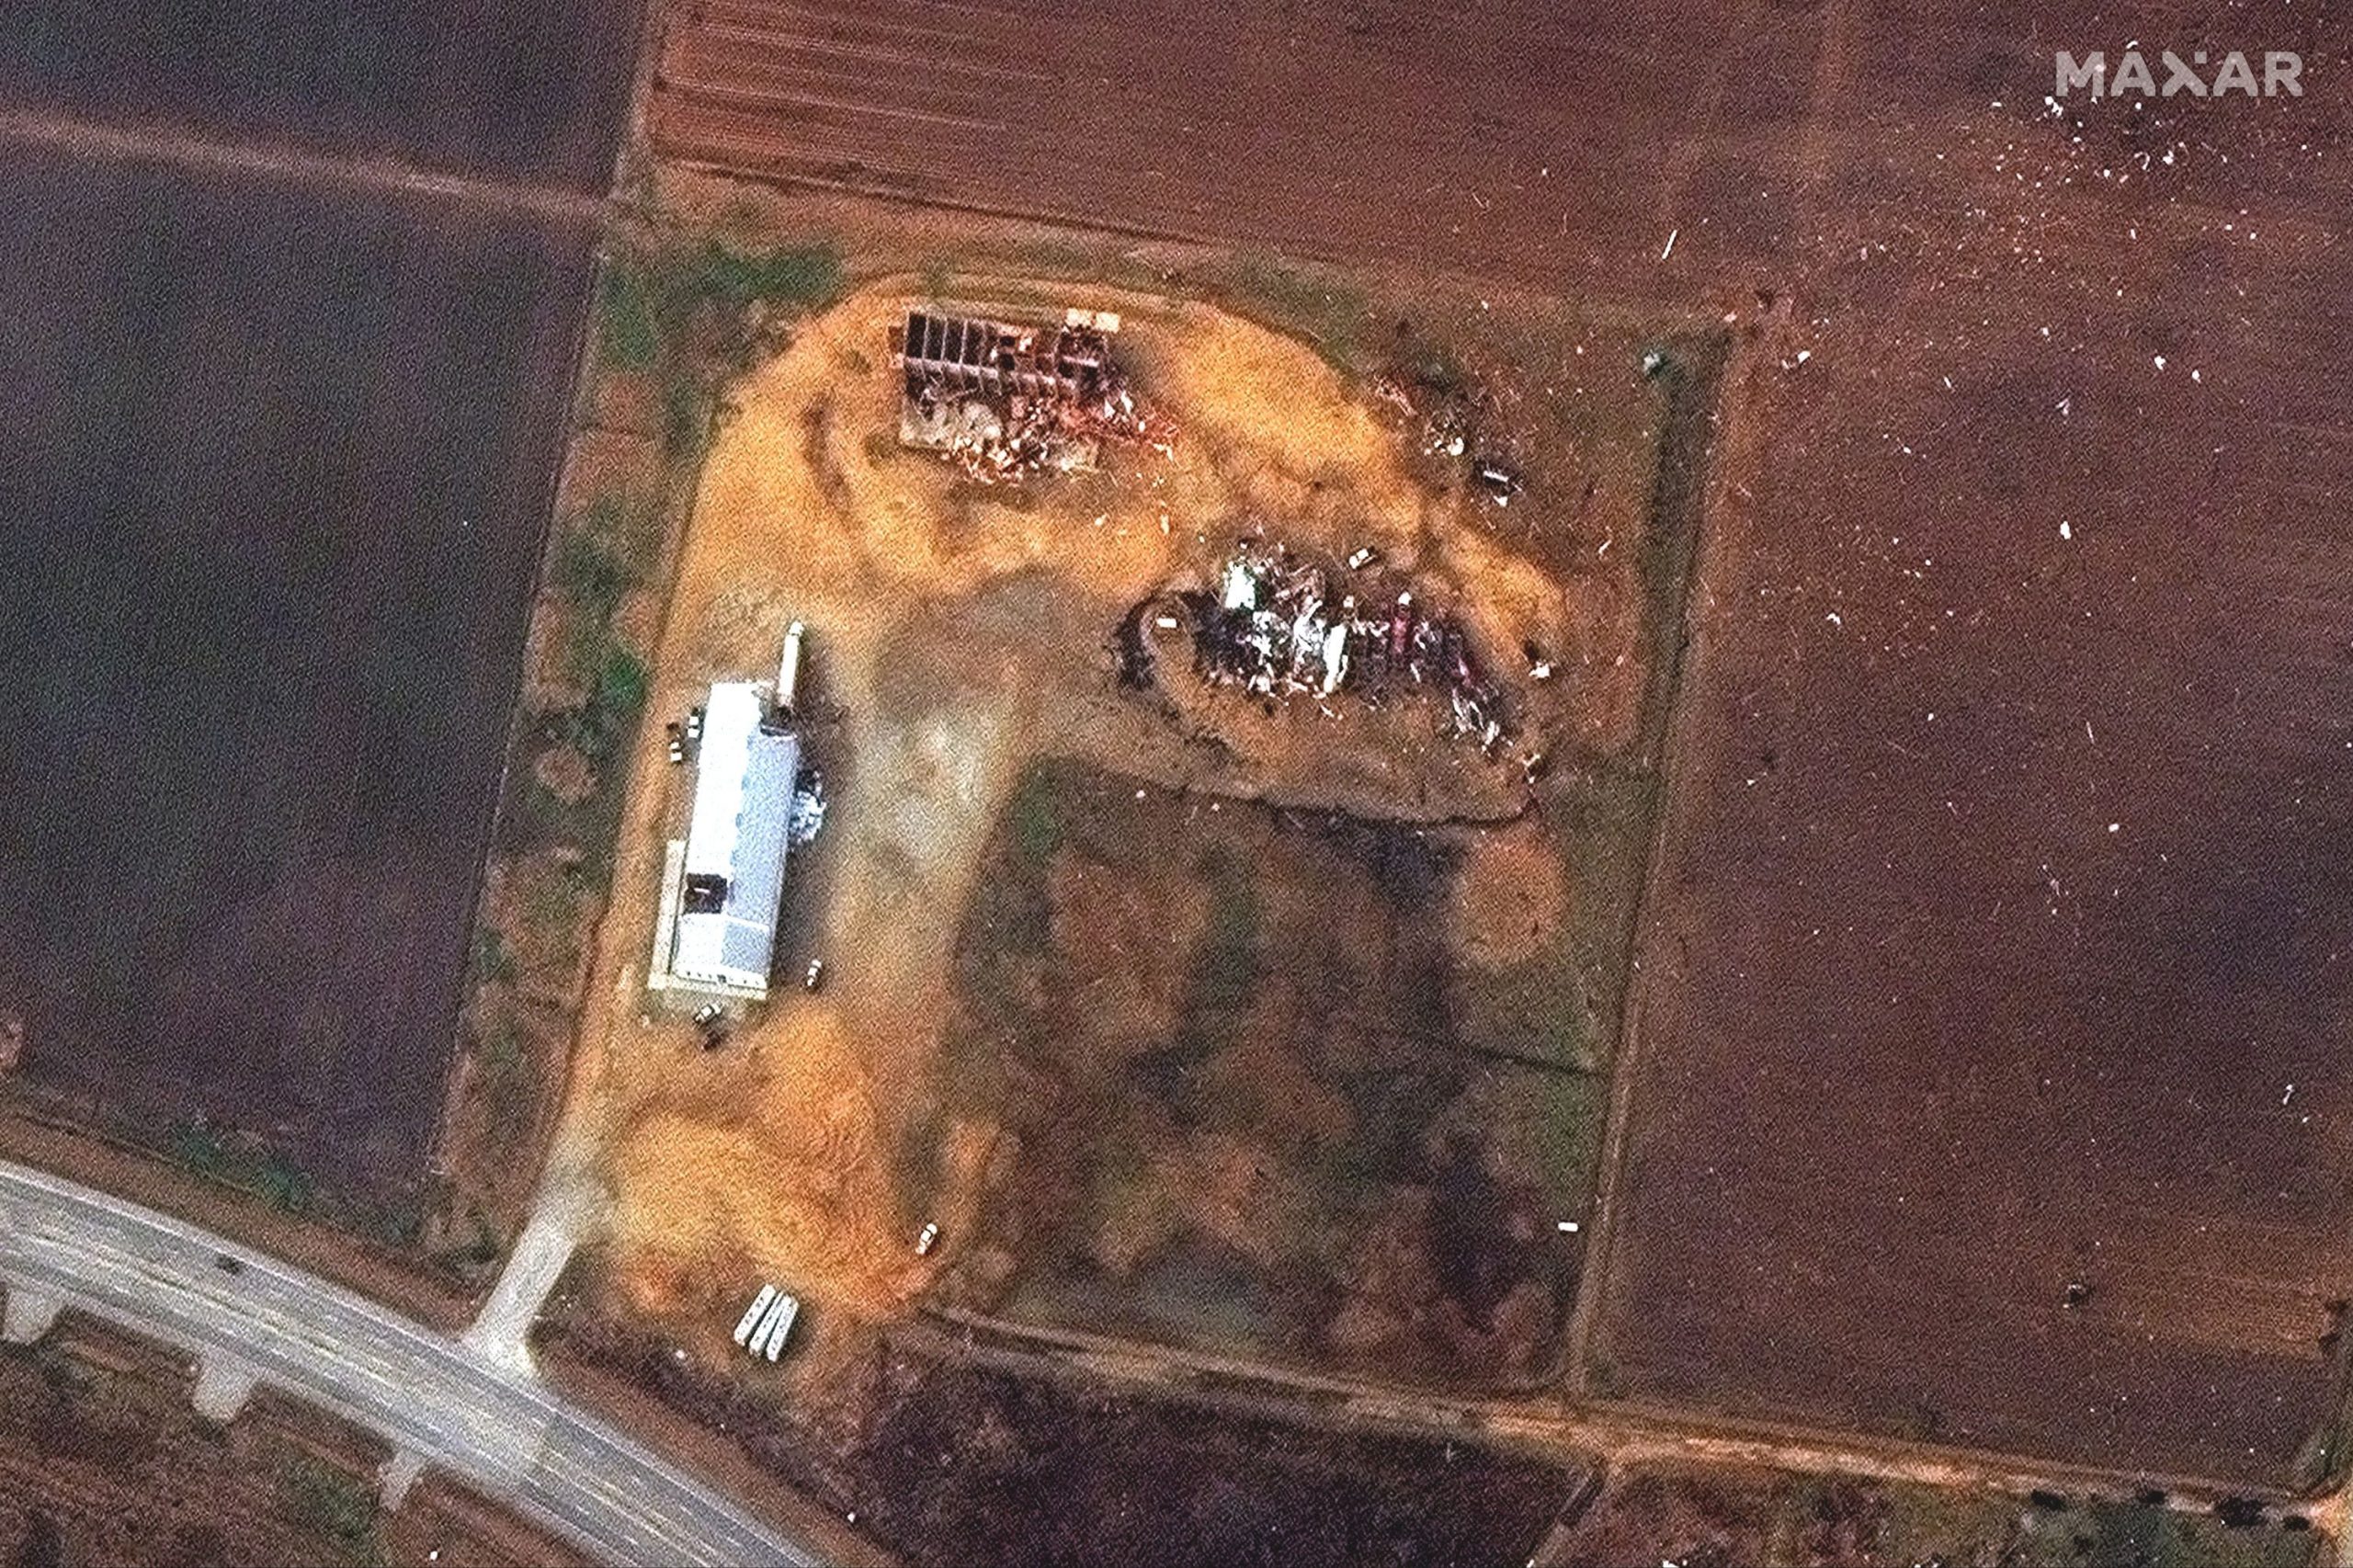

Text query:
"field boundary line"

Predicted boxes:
[[1559, 326, 1765, 1392], [0, 107, 609, 227], [915, 1307, 2304, 1509]]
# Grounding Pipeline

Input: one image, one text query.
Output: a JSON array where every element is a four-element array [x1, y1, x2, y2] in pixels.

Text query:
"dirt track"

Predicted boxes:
[[0, 106, 609, 225], [644, 0, 2353, 1489]]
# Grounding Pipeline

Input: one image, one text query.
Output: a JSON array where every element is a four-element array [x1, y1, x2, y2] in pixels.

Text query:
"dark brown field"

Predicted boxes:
[[0, 0, 642, 190], [552, 1306, 1582, 1568], [0, 1, 637, 1209], [0, 0, 638, 1207], [648, 0, 2353, 1488], [0, 145, 593, 1199], [1596, 136, 2353, 1483]]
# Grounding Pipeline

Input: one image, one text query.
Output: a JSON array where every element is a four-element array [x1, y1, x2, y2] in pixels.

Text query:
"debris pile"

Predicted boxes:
[[1178, 542, 1508, 749], [897, 308, 1167, 483]]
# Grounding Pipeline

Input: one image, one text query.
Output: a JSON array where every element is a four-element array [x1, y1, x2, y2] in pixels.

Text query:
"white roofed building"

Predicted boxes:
[[659, 680, 800, 999]]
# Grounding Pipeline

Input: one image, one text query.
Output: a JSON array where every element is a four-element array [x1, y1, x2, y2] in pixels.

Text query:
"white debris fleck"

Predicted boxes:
[[2060, 520, 2073, 540], [2154, 355, 2167, 369]]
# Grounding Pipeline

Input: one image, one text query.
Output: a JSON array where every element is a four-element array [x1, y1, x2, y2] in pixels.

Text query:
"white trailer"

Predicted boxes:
[[776, 621, 807, 717], [745, 1289, 801, 1359], [759, 1293, 801, 1361], [733, 1284, 778, 1346]]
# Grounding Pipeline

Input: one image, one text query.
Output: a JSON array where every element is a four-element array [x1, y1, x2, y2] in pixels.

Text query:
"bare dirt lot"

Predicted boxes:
[[0, 146, 591, 1205], [644, 0, 2353, 1495], [0, 0, 642, 190], [562, 272, 1701, 1403]]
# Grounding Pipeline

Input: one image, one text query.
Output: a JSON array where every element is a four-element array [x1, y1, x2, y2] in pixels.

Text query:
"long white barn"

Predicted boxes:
[[655, 680, 799, 1000]]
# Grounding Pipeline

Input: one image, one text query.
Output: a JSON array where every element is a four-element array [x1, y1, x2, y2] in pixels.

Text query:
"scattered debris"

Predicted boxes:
[[789, 770, 828, 846], [1472, 459, 1523, 506], [1169, 541, 1510, 748], [895, 309, 1168, 483], [1370, 360, 1528, 509]]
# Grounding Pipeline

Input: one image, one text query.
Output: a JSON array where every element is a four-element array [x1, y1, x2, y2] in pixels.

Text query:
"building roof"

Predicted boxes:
[[672, 681, 799, 994]]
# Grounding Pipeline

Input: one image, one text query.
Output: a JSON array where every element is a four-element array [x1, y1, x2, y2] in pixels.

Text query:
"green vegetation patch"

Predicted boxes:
[[278, 1453, 387, 1568], [165, 1120, 314, 1215]]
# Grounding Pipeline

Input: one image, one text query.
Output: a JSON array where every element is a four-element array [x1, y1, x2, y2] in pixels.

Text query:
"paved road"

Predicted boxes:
[[0, 1160, 825, 1567]]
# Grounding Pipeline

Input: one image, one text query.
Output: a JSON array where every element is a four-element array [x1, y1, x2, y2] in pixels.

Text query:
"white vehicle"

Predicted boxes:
[[733, 1284, 778, 1347]]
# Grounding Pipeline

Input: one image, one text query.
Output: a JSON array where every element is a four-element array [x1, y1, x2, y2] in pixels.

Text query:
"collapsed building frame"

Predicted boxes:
[[893, 306, 1153, 481], [897, 309, 1116, 402]]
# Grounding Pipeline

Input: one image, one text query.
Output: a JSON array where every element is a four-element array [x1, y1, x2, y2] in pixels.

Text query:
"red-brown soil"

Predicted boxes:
[[1588, 17, 2353, 1491]]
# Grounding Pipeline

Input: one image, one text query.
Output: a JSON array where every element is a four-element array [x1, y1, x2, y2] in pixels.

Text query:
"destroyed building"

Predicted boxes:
[[1169, 542, 1511, 750], [894, 307, 1160, 483]]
